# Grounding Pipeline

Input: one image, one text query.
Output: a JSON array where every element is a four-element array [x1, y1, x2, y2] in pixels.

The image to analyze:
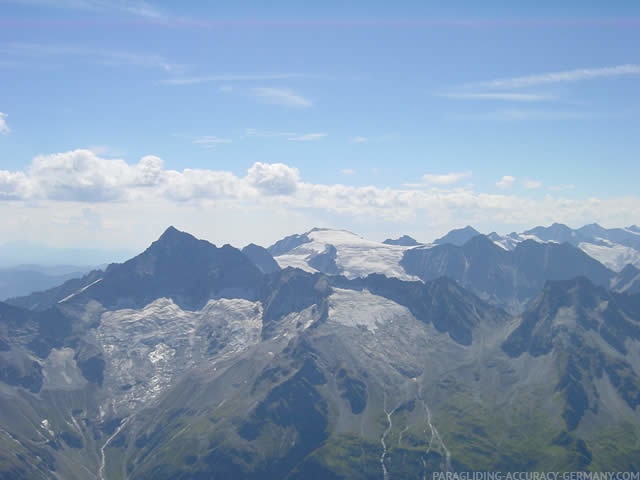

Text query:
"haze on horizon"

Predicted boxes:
[[1, 1, 639, 263]]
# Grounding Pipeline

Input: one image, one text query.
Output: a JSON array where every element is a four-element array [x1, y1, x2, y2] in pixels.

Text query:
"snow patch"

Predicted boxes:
[[58, 278, 103, 304], [274, 228, 420, 281], [578, 242, 640, 272], [97, 297, 263, 413], [328, 288, 412, 333]]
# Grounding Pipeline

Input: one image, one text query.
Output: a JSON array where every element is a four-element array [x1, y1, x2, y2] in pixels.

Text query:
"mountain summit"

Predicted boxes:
[[60, 227, 265, 309]]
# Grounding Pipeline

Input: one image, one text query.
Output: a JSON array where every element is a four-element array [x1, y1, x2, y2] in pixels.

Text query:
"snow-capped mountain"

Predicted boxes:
[[2, 225, 640, 478], [262, 226, 639, 314], [489, 223, 640, 272], [268, 227, 420, 281]]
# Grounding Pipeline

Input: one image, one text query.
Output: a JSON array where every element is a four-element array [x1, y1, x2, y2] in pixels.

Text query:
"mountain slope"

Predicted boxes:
[[7, 269, 105, 311], [60, 226, 265, 310], [501, 278, 640, 468], [1, 227, 640, 478], [0, 266, 90, 302], [433, 225, 480, 246], [242, 244, 281, 274], [491, 223, 640, 272], [383, 235, 420, 246], [612, 264, 640, 295], [402, 235, 615, 313]]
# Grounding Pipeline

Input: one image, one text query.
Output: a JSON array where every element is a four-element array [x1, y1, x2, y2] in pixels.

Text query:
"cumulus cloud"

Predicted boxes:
[[2, 150, 302, 202], [2, 150, 640, 247], [163, 169, 246, 202], [0, 112, 9, 134], [0, 170, 30, 199], [134, 155, 165, 186], [246, 162, 300, 196], [28, 150, 136, 201], [496, 175, 515, 189], [421, 171, 472, 185]]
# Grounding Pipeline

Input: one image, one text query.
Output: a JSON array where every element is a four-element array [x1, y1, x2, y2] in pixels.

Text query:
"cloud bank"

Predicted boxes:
[[1, 150, 639, 249]]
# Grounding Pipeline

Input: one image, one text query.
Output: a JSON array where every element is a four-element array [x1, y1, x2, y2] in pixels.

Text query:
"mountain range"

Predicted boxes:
[[1, 223, 640, 478], [0, 265, 96, 302]]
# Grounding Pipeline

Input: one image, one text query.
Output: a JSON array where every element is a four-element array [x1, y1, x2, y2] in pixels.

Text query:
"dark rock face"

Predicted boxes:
[[71, 227, 265, 309], [0, 301, 73, 359], [503, 277, 640, 358], [308, 245, 339, 275], [525, 223, 583, 244], [0, 357, 43, 393], [7, 269, 105, 311], [331, 273, 507, 346], [433, 226, 481, 246], [267, 233, 311, 256], [336, 368, 367, 414], [241, 244, 281, 274], [524, 222, 640, 251], [612, 264, 640, 294], [77, 355, 105, 386], [261, 269, 331, 338], [402, 235, 614, 311], [383, 235, 419, 246], [503, 277, 640, 430]]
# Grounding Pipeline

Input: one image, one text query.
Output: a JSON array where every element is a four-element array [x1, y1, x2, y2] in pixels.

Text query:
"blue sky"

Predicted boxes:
[[1, 1, 639, 262]]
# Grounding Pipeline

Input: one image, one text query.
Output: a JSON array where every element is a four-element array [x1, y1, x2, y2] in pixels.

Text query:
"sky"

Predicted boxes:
[[1, 1, 640, 264]]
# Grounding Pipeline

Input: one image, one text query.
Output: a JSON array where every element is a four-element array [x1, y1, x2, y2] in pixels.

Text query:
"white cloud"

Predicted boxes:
[[163, 168, 246, 202], [350, 136, 368, 143], [245, 129, 327, 141], [1, 150, 640, 251], [0, 170, 30, 199], [439, 92, 554, 102], [3, 0, 166, 19], [0, 112, 9, 134], [479, 64, 640, 89], [4, 42, 181, 72], [548, 184, 576, 192], [87, 145, 124, 156], [163, 73, 313, 86], [251, 87, 312, 107], [341, 169, 355, 175], [27, 149, 160, 201], [134, 155, 165, 186], [244, 128, 294, 138], [523, 179, 542, 189], [246, 162, 300, 196], [496, 175, 515, 189], [288, 133, 327, 142], [420, 171, 472, 186], [453, 109, 593, 121], [192, 136, 232, 147]]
